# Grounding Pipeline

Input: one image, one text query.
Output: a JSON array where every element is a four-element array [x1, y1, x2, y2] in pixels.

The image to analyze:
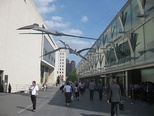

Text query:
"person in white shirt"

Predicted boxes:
[[29, 81, 39, 112], [79, 81, 85, 95], [63, 82, 72, 107]]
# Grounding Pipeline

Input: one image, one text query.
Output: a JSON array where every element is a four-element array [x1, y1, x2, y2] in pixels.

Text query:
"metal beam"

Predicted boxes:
[[127, 33, 135, 64], [118, 14, 125, 32], [137, 0, 145, 15]]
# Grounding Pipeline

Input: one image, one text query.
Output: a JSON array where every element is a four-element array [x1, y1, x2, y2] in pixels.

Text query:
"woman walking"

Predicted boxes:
[[63, 82, 72, 107], [74, 83, 80, 101]]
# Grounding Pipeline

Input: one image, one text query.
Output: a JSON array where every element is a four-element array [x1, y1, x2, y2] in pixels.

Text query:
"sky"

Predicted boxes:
[[33, 0, 127, 65]]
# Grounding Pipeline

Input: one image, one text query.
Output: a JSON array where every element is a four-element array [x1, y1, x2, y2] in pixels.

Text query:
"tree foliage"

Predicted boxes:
[[67, 69, 77, 81]]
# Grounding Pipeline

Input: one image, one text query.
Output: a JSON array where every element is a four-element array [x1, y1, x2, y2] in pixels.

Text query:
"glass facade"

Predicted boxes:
[[144, 18, 154, 59], [43, 36, 55, 66], [77, 0, 154, 78], [123, 4, 131, 31], [131, 0, 141, 27], [117, 37, 131, 64], [133, 26, 145, 63], [145, 0, 154, 15], [107, 48, 116, 66]]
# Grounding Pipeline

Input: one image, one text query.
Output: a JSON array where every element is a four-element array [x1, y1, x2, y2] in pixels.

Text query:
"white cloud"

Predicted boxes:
[[45, 20, 69, 28], [34, 0, 56, 6], [63, 29, 83, 35], [57, 37, 94, 50], [34, 0, 56, 14], [55, 28, 94, 50], [52, 16, 62, 22], [81, 16, 88, 23]]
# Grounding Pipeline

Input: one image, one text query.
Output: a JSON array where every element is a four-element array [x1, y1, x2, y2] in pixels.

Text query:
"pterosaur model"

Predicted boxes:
[[41, 40, 91, 62], [17, 23, 97, 40]]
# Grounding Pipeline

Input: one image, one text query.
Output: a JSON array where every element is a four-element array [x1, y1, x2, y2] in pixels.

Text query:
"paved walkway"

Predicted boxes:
[[0, 87, 154, 116]]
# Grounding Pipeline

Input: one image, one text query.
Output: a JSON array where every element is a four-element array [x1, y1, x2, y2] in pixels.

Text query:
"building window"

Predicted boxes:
[[122, 4, 131, 31], [131, 0, 140, 27], [144, 19, 154, 59], [131, 26, 144, 63], [145, 0, 154, 15]]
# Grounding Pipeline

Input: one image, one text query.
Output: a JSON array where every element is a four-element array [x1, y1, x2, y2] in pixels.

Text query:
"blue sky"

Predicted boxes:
[[34, 0, 127, 65]]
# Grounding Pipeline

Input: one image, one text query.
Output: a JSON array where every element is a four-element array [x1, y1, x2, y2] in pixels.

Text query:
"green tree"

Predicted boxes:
[[67, 70, 77, 81]]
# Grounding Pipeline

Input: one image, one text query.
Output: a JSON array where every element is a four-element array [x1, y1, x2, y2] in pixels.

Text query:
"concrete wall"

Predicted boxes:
[[0, 0, 57, 92]]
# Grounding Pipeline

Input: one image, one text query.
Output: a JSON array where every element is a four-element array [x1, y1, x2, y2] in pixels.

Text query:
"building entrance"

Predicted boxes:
[[0, 71, 4, 92]]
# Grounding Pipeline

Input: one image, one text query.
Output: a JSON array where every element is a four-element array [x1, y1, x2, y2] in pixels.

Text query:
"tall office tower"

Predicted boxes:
[[57, 50, 66, 82], [66, 59, 76, 77]]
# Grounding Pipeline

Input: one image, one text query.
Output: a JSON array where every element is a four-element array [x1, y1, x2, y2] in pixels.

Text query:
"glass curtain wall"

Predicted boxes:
[[131, 0, 141, 28], [144, 18, 154, 59], [122, 4, 131, 32], [116, 18, 123, 39], [117, 37, 131, 64], [144, 0, 154, 15], [106, 48, 116, 66], [132, 26, 145, 63], [88, 0, 154, 68]]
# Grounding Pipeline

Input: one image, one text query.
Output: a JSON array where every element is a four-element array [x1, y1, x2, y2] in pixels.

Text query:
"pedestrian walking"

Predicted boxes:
[[42, 82, 47, 91], [79, 81, 85, 95], [74, 83, 80, 101], [97, 81, 103, 101], [29, 81, 39, 112], [107, 78, 122, 116], [63, 82, 72, 107], [89, 80, 96, 101]]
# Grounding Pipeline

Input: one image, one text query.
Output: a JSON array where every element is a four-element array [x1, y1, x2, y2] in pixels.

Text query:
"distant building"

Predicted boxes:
[[66, 59, 76, 77], [57, 50, 66, 82]]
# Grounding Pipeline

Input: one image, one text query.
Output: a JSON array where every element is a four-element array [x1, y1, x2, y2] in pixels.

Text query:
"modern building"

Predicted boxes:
[[0, 0, 59, 92], [57, 50, 66, 83], [66, 59, 76, 77], [76, 0, 154, 95]]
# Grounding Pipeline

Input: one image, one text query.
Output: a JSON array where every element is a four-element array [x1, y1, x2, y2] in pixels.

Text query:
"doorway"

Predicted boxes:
[[0, 71, 4, 92]]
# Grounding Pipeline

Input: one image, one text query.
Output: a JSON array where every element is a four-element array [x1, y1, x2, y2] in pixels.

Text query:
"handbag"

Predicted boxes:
[[119, 102, 125, 111], [29, 86, 35, 95], [71, 95, 74, 100]]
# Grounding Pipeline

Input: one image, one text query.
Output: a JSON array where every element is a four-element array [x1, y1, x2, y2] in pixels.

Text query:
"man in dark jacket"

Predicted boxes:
[[89, 80, 96, 101], [107, 78, 122, 116], [97, 81, 103, 101]]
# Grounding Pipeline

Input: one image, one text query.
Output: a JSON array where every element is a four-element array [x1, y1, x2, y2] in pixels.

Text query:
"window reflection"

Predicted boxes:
[[131, 0, 141, 27], [144, 18, 154, 59], [106, 48, 116, 66], [132, 26, 145, 63], [122, 4, 131, 31], [117, 37, 131, 64], [145, 0, 154, 15]]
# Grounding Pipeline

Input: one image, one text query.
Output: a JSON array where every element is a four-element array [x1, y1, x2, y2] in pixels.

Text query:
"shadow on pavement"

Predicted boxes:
[[17, 106, 32, 112], [48, 89, 154, 116], [80, 113, 107, 116], [48, 90, 110, 114], [14, 89, 55, 100]]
